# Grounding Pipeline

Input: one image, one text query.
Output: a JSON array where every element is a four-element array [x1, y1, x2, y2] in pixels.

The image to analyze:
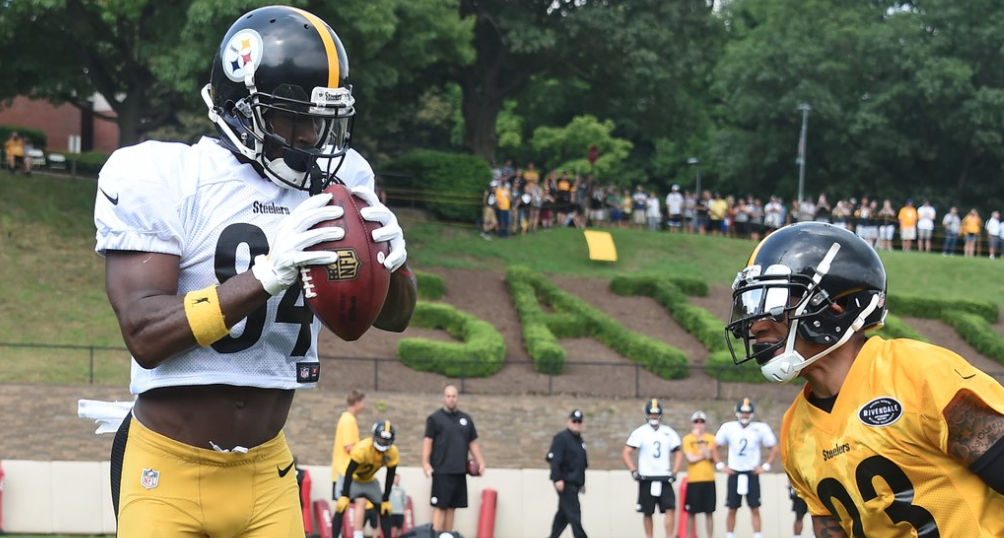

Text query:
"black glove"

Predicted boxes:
[[631, 470, 641, 481], [668, 473, 677, 483]]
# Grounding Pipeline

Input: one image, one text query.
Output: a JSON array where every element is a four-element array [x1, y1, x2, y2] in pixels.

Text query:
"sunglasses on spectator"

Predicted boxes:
[[692, 419, 706, 423]]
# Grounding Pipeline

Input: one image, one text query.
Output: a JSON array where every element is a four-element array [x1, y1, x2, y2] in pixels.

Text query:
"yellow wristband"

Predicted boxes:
[[184, 285, 229, 346]]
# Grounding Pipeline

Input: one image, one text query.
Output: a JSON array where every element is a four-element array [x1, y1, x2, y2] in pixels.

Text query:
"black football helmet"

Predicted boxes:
[[644, 398, 663, 419], [726, 222, 887, 383], [202, 6, 355, 193], [373, 420, 396, 452], [735, 398, 755, 425]]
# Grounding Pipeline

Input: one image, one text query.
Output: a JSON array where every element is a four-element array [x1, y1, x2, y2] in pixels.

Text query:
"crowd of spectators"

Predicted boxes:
[[479, 163, 1003, 258]]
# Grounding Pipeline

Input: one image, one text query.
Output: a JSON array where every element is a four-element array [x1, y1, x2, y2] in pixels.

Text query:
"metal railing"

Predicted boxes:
[[3, 341, 1002, 400]]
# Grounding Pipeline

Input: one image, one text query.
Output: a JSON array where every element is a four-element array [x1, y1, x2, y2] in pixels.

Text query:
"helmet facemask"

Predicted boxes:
[[726, 243, 884, 384]]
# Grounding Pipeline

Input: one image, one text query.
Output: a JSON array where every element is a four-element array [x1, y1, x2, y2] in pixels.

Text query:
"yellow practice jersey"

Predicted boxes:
[[331, 411, 359, 481], [782, 336, 1004, 537], [681, 433, 717, 483], [349, 437, 400, 483]]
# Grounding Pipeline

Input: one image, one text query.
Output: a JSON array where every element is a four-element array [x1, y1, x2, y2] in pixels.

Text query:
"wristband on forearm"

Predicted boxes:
[[184, 285, 229, 346]]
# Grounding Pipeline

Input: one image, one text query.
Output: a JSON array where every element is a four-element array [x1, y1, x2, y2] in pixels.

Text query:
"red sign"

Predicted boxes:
[[587, 145, 599, 165]]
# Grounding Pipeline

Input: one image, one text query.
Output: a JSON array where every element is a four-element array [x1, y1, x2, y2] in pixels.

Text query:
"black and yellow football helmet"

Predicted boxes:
[[202, 6, 355, 193]]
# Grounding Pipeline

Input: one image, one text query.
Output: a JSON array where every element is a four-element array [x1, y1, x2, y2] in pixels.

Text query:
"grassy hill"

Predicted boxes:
[[2, 169, 1002, 352]]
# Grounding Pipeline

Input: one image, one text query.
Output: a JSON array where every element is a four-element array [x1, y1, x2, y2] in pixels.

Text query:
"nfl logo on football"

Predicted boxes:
[[141, 468, 160, 489]]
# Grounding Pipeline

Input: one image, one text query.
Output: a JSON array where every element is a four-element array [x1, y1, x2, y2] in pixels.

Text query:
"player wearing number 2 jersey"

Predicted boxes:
[[94, 7, 416, 537], [714, 399, 777, 538], [726, 222, 1004, 537]]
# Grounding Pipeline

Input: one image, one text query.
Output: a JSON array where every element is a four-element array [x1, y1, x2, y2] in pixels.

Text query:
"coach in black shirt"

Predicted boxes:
[[422, 385, 485, 534], [547, 409, 589, 538]]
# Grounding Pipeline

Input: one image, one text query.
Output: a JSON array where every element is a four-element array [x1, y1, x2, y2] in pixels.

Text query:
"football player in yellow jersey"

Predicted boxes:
[[726, 222, 1004, 538], [333, 421, 400, 538]]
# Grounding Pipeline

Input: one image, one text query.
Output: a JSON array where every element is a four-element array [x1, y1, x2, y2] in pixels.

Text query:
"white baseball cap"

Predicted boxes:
[[691, 411, 707, 422]]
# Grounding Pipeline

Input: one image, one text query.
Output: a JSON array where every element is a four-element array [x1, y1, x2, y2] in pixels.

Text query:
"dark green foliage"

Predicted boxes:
[[705, 350, 763, 383], [610, 275, 726, 352], [940, 310, 1004, 365], [870, 314, 929, 343], [382, 150, 490, 222], [65, 152, 111, 175], [506, 267, 566, 374], [397, 301, 505, 377], [888, 294, 998, 323], [0, 125, 47, 149], [415, 270, 446, 300], [507, 267, 689, 379]]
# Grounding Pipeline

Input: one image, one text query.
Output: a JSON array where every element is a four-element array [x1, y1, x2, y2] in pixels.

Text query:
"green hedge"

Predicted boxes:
[[0, 125, 47, 150], [397, 302, 505, 377], [507, 267, 565, 373], [610, 275, 726, 352], [941, 310, 1004, 364], [705, 350, 765, 383], [888, 293, 998, 323], [382, 150, 490, 222], [508, 267, 689, 379], [415, 270, 445, 300], [66, 151, 110, 175], [870, 313, 929, 343]]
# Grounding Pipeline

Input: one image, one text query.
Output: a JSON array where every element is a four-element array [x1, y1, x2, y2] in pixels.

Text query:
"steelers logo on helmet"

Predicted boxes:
[[725, 222, 887, 384], [203, 6, 356, 194], [735, 398, 755, 425], [222, 29, 264, 83], [373, 420, 396, 452]]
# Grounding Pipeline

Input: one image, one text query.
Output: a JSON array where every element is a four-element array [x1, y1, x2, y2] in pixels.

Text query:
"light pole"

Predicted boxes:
[[687, 157, 701, 195], [797, 103, 811, 208]]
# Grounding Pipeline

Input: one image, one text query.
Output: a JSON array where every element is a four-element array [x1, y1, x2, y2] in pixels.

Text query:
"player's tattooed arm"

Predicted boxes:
[[944, 389, 1004, 466], [812, 516, 849, 538]]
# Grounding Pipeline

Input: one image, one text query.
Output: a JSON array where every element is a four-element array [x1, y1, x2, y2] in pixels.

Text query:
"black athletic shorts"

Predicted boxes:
[[636, 479, 676, 515], [792, 495, 808, 520], [684, 481, 716, 514], [725, 471, 760, 508], [430, 472, 468, 508], [391, 514, 405, 529]]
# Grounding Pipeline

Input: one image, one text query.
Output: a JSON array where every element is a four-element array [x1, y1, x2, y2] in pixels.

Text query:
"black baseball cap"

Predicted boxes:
[[569, 409, 584, 422]]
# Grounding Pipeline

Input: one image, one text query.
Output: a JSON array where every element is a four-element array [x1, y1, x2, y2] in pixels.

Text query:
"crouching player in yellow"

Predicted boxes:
[[333, 421, 399, 538]]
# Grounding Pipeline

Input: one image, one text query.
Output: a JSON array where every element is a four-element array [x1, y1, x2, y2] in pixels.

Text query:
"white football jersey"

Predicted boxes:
[[94, 138, 375, 395], [626, 423, 682, 477], [714, 421, 776, 472]]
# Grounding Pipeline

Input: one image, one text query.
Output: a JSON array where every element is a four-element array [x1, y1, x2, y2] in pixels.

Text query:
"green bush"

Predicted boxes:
[[507, 266, 566, 374], [610, 275, 726, 352], [667, 277, 709, 297], [66, 151, 111, 175], [888, 293, 998, 323], [382, 150, 490, 222], [415, 270, 445, 300], [0, 125, 47, 149], [705, 350, 765, 383], [870, 314, 928, 343], [941, 310, 1004, 364], [397, 302, 505, 377], [509, 267, 689, 379]]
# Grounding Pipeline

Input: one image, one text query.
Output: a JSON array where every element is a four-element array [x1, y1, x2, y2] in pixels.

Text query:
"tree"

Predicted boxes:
[[530, 115, 633, 182]]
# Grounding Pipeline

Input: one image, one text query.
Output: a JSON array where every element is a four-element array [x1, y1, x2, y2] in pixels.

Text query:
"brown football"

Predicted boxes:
[[301, 184, 391, 341]]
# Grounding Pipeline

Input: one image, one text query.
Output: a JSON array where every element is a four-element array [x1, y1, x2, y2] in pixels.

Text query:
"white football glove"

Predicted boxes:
[[251, 193, 344, 295], [351, 186, 408, 272]]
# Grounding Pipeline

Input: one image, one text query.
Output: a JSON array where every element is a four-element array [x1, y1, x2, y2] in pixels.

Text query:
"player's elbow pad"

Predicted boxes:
[[970, 436, 1004, 496]]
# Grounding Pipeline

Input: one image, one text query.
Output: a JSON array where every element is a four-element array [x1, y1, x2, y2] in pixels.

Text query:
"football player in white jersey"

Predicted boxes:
[[713, 398, 777, 538], [622, 399, 682, 538], [94, 7, 416, 537]]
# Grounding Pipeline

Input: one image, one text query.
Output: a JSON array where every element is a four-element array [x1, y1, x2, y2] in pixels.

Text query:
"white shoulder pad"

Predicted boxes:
[[332, 149, 375, 190]]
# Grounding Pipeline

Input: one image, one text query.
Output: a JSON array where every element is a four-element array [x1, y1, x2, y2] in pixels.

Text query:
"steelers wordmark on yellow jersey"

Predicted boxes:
[[782, 336, 1004, 537]]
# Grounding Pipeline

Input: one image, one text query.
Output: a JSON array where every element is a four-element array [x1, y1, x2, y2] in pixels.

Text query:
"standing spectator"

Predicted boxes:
[[422, 385, 486, 535], [621, 188, 634, 230], [542, 173, 558, 229], [695, 191, 711, 235], [480, 181, 498, 241], [733, 198, 750, 238], [495, 180, 512, 238], [679, 411, 719, 538], [764, 196, 783, 232], [748, 197, 764, 242], [516, 175, 532, 235], [796, 197, 815, 223], [788, 483, 808, 538], [708, 193, 728, 236], [523, 162, 540, 183], [942, 206, 961, 255], [813, 193, 831, 223], [499, 159, 515, 182], [962, 208, 982, 258], [715, 399, 778, 538], [632, 186, 648, 230], [645, 191, 662, 232], [898, 199, 918, 251], [876, 199, 897, 251], [607, 187, 623, 227], [854, 197, 876, 247], [683, 191, 696, 233], [665, 185, 684, 232], [556, 172, 574, 226], [917, 200, 936, 252], [547, 409, 589, 538], [528, 176, 544, 233], [389, 474, 407, 537], [831, 200, 850, 230], [986, 210, 1001, 259], [622, 399, 682, 538], [576, 174, 593, 228], [332, 390, 366, 505]]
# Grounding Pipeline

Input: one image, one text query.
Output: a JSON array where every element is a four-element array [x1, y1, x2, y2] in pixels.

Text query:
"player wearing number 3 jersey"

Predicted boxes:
[[726, 222, 1004, 537], [94, 6, 416, 538]]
